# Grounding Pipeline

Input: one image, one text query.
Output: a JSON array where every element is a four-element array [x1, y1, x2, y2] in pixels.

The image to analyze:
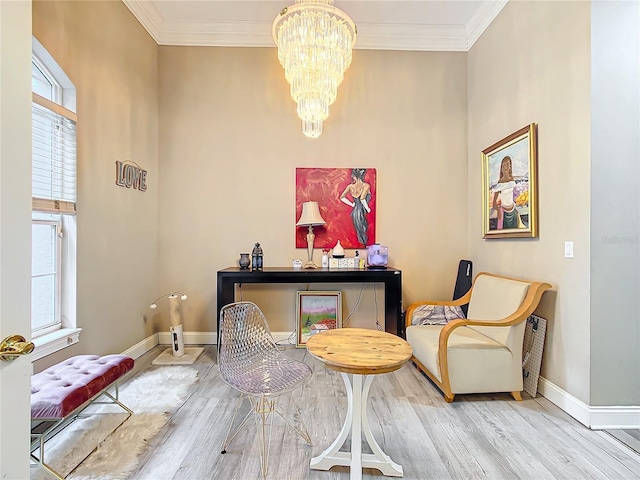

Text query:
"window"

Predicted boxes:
[[31, 57, 57, 101], [31, 37, 80, 359], [31, 218, 61, 335]]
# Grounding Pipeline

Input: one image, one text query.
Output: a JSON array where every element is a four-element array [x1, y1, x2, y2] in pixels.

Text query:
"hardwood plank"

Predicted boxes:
[[605, 429, 640, 455]]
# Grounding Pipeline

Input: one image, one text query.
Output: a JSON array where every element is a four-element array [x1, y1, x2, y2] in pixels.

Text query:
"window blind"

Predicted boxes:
[[32, 93, 77, 215]]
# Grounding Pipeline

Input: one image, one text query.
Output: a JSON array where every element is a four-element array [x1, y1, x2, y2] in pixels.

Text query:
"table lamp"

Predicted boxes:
[[296, 201, 326, 269]]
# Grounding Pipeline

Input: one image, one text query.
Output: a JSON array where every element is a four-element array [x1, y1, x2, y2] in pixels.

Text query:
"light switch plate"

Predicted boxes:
[[564, 241, 574, 258]]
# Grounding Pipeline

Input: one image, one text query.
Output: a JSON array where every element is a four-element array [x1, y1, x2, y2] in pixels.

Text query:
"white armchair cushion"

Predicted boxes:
[[407, 324, 522, 393], [406, 324, 504, 381], [466, 275, 530, 347]]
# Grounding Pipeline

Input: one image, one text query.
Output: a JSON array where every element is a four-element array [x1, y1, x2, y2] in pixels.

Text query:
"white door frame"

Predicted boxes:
[[0, 1, 33, 478]]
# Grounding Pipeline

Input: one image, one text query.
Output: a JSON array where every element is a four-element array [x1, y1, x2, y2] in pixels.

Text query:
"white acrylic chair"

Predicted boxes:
[[218, 301, 312, 479]]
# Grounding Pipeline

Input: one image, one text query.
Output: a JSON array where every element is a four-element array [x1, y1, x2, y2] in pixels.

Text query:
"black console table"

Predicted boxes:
[[216, 267, 403, 347]]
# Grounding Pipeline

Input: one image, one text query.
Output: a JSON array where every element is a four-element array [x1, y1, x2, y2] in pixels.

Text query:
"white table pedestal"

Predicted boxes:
[[310, 372, 403, 479]]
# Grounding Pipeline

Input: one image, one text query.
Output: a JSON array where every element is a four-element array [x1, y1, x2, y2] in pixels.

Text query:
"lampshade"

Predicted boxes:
[[273, 0, 357, 138], [297, 201, 326, 226]]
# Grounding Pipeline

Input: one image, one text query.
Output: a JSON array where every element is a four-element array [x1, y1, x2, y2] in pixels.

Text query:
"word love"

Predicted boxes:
[[115, 161, 147, 191]]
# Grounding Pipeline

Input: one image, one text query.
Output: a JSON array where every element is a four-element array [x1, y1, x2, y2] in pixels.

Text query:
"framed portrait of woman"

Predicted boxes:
[[295, 168, 377, 249], [482, 124, 538, 239]]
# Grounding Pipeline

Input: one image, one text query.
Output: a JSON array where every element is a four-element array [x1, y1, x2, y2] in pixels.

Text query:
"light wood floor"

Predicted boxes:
[[124, 345, 640, 480], [605, 429, 640, 456]]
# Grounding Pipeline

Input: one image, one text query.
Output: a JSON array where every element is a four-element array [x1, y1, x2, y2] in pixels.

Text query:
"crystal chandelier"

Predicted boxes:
[[273, 0, 357, 138]]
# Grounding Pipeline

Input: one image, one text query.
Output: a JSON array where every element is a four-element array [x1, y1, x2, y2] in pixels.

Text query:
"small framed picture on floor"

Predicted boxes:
[[296, 291, 342, 348]]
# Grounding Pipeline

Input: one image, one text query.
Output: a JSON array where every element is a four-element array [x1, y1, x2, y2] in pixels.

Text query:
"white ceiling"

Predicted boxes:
[[123, 0, 508, 51]]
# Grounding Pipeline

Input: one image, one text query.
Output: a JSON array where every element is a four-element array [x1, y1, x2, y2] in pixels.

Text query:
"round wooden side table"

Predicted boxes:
[[306, 327, 413, 479]]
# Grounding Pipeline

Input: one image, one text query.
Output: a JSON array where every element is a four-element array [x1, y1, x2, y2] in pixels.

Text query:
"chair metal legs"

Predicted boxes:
[[221, 394, 312, 479], [220, 396, 254, 455], [273, 394, 312, 446]]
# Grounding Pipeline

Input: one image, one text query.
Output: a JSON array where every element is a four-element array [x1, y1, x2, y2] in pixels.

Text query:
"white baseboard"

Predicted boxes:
[[272, 331, 296, 344], [538, 376, 640, 429], [121, 333, 159, 359], [126, 331, 296, 359], [158, 331, 216, 345], [155, 330, 295, 346], [538, 376, 591, 426], [590, 406, 640, 429]]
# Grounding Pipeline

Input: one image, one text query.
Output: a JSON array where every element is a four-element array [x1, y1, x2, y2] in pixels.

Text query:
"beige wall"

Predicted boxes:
[[157, 47, 469, 334], [32, 0, 159, 370], [467, 1, 592, 402]]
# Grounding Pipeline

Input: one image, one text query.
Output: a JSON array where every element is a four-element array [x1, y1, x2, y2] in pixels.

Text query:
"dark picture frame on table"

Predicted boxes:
[[296, 291, 342, 348], [482, 123, 539, 239]]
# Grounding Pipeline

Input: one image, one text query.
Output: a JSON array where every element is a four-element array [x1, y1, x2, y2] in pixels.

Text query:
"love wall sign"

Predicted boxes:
[[115, 161, 147, 192]]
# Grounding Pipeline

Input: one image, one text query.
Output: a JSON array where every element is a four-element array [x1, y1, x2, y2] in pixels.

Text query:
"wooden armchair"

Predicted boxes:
[[405, 272, 551, 403]]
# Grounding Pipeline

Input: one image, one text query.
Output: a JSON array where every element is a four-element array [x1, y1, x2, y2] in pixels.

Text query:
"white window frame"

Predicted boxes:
[[31, 219, 62, 336], [31, 37, 81, 360], [31, 54, 61, 104]]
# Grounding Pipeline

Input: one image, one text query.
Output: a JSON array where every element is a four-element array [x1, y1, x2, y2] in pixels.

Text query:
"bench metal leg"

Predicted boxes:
[[31, 382, 133, 479], [31, 437, 65, 480]]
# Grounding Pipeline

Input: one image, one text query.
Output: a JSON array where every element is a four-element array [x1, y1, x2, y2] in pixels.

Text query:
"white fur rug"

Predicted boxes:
[[32, 366, 198, 480]]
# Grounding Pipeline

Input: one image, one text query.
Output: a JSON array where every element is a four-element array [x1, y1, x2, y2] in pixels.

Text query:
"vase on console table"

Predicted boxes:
[[239, 253, 250, 270]]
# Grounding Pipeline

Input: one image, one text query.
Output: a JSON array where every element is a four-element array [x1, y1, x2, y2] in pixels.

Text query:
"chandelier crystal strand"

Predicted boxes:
[[273, 0, 356, 138]]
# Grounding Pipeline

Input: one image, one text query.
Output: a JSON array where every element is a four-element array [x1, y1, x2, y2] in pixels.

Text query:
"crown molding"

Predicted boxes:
[[123, 1, 507, 52], [122, 0, 163, 43], [466, 0, 508, 49], [355, 23, 468, 52], [159, 21, 276, 48]]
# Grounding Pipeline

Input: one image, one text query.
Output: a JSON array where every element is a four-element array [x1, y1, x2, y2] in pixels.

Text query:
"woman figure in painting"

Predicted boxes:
[[492, 156, 522, 229], [340, 168, 371, 246]]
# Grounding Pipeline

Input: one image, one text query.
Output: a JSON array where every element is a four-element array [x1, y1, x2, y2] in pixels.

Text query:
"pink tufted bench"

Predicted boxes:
[[30, 354, 134, 479]]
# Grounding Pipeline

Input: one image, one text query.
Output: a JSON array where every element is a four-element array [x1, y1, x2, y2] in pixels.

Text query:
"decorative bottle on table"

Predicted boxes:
[[321, 249, 330, 268], [252, 243, 263, 271]]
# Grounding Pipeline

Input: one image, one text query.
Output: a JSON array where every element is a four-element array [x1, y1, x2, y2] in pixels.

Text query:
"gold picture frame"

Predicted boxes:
[[296, 291, 342, 348], [482, 124, 538, 238]]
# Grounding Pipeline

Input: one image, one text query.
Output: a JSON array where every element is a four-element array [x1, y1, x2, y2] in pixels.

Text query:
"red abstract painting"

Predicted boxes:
[[295, 168, 377, 249]]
